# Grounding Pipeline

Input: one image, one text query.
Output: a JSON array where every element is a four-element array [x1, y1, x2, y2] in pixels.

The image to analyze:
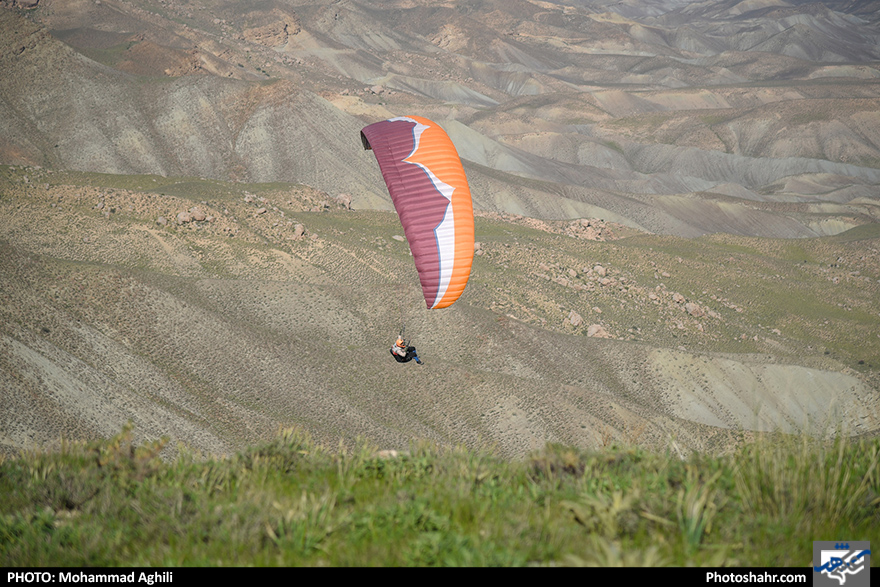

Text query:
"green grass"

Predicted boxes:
[[15, 169, 306, 202], [1, 424, 877, 566]]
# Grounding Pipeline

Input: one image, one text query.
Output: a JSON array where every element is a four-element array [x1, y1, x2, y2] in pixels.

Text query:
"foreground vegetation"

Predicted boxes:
[[1, 425, 877, 566]]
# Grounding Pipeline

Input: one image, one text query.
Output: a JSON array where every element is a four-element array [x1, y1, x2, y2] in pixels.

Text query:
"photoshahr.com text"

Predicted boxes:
[[707, 572, 807, 584]]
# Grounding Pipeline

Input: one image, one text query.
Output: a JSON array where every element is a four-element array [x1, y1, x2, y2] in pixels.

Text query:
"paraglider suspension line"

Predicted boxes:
[[397, 282, 413, 346]]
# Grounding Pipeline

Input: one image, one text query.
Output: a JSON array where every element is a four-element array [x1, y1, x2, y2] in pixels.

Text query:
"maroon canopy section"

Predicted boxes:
[[361, 118, 451, 308]]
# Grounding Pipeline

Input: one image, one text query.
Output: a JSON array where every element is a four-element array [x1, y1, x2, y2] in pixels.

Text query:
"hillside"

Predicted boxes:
[[2, 166, 878, 459], [1, 0, 879, 236], [1, 0, 880, 459]]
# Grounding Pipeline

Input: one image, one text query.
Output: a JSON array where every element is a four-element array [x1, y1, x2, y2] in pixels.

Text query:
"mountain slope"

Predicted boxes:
[[1, 1, 879, 236], [1, 168, 878, 458], [1, 1, 880, 459]]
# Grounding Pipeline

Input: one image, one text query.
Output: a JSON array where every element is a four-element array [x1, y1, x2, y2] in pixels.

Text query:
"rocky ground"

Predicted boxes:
[[2, 165, 878, 460]]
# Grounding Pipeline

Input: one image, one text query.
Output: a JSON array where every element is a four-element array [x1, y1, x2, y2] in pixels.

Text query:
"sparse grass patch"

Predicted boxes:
[[790, 111, 832, 125], [602, 139, 624, 154], [700, 113, 730, 126], [854, 156, 880, 169], [830, 223, 880, 242], [606, 112, 674, 135]]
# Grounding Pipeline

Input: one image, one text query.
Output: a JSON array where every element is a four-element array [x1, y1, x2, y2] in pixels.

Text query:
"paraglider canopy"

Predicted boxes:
[[361, 116, 475, 309]]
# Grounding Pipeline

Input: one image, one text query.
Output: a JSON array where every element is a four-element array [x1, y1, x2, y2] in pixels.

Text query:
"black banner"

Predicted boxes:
[[2, 567, 814, 581]]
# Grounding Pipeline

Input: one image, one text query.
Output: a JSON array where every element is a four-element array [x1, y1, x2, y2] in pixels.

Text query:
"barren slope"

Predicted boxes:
[[2, 1, 880, 458], [1, 168, 878, 459], [1, 1, 879, 236]]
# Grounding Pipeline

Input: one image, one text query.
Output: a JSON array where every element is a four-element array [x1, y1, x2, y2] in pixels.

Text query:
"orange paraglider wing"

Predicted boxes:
[[361, 116, 474, 309]]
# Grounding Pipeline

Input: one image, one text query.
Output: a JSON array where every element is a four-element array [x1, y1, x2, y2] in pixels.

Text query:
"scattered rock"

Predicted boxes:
[[293, 223, 305, 238], [587, 324, 612, 338], [593, 265, 606, 277], [189, 207, 206, 221], [672, 292, 685, 304], [242, 13, 300, 47], [335, 193, 352, 210], [176, 211, 192, 224], [255, 207, 267, 215], [156, 216, 167, 226], [685, 302, 704, 317], [567, 310, 583, 327], [563, 218, 616, 240]]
